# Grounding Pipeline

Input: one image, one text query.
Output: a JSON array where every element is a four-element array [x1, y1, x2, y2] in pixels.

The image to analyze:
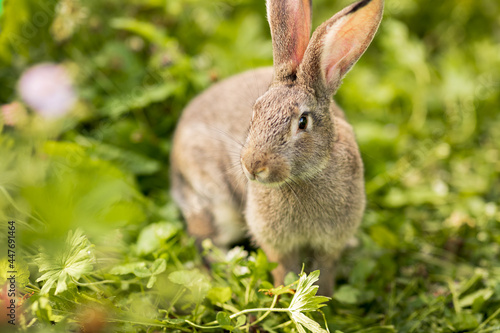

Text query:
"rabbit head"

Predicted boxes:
[[240, 0, 384, 185]]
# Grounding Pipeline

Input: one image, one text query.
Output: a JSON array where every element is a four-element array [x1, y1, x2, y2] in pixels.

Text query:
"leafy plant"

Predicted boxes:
[[177, 270, 330, 333], [35, 229, 94, 295], [0, 0, 499, 332]]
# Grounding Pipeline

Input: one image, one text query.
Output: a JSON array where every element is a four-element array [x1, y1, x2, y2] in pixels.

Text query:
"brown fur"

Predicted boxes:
[[170, 0, 384, 295]]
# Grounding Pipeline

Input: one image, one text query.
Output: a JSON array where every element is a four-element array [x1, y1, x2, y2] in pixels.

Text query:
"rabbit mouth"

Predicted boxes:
[[246, 176, 288, 188], [241, 158, 290, 187]]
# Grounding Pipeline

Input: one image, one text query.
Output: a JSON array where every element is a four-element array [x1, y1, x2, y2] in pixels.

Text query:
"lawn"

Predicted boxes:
[[0, 0, 499, 332]]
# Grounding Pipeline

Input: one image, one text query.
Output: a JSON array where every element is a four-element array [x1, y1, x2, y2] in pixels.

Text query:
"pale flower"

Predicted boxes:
[[17, 63, 77, 118], [1, 101, 28, 126]]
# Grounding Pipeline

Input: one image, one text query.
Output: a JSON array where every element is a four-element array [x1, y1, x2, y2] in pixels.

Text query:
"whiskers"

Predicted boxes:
[[282, 177, 306, 212], [208, 125, 246, 150], [199, 124, 249, 208], [198, 125, 243, 164], [205, 124, 246, 177]]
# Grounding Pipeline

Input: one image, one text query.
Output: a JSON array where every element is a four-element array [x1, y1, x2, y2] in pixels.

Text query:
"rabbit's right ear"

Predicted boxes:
[[267, 0, 312, 84]]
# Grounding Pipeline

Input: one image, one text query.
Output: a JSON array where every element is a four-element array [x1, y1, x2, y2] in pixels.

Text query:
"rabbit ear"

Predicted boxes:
[[267, 0, 312, 83], [298, 0, 384, 95]]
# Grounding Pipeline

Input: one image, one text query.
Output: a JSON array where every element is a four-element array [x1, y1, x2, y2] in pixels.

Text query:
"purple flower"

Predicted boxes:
[[18, 63, 77, 118]]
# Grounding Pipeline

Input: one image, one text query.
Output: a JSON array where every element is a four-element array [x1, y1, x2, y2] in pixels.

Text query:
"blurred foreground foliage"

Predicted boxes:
[[0, 0, 499, 332]]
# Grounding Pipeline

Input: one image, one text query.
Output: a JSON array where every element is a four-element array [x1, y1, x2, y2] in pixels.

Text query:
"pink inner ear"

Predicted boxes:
[[290, 0, 311, 66], [321, 0, 383, 87], [323, 35, 360, 84], [267, 0, 312, 74]]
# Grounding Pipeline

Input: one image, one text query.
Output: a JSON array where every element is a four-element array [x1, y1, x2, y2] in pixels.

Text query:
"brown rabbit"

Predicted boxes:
[[171, 0, 384, 295]]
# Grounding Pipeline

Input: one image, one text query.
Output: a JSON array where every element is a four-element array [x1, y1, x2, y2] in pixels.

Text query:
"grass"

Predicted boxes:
[[0, 0, 499, 332]]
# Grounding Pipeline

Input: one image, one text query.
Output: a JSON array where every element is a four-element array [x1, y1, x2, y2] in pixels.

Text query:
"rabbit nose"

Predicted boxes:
[[241, 157, 269, 181], [254, 166, 269, 180]]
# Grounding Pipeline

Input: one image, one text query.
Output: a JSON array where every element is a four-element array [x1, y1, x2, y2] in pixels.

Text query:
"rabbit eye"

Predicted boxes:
[[298, 115, 308, 130]]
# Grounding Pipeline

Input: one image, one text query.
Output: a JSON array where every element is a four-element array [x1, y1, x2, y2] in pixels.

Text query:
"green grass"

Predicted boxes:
[[0, 0, 499, 332]]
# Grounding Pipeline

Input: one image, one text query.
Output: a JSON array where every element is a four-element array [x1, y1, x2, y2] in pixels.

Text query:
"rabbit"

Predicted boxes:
[[170, 0, 384, 295]]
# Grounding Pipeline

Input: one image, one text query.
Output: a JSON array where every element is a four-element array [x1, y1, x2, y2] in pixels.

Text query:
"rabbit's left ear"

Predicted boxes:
[[299, 0, 384, 95], [267, 0, 312, 84]]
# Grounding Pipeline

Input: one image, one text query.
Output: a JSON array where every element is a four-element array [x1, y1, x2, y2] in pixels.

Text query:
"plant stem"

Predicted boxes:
[[319, 310, 331, 333], [244, 277, 253, 305], [0, 186, 41, 225], [185, 319, 221, 330], [74, 279, 116, 286], [447, 278, 461, 313], [167, 286, 187, 316], [108, 318, 191, 332], [183, 304, 290, 330], [241, 294, 279, 330], [219, 303, 241, 314], [25, 283, 41, 292], [229, 306, 289, 318], [270, 319, 293, 330]]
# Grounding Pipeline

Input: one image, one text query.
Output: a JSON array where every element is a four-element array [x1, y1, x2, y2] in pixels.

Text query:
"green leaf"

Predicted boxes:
[[102, 83, 180, 118], [22, 141, 147, 244], [350, 258, 376, 287], [168, 269, 210, 301], [0, 0, 57, 62], [136, 221, 182, 256], [451, 311, 479, 331], [133, 266, 152, 278], [289, 270, 330, 312], [207, 286, 232, 304], [285, 271, 300, 286], [259, 281, 274, 290], [55, 271, 68, 295], [89, 142, 161, 175], [261, 284, 297, 296], [333, 285, 361, 305], [216, 311, 233, 330], [0, 257, 30, 288], [369, 225, 399, 249], [235, 315, 246, 327], [290, 311, 328, 333], [459, 288, 494, 308], [30, 296, 64, 324], [111, 18, 168, 46], [150, 258, 167, 276], [248, 249, 277, 281], [110, 262, 147, 275], [288, 271, 330, 333], [35, 229, 94, 295], [147, 275, 157, 289]]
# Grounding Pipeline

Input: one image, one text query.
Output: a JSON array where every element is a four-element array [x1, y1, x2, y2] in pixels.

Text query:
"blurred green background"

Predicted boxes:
[[0, 0, 499, 332]]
